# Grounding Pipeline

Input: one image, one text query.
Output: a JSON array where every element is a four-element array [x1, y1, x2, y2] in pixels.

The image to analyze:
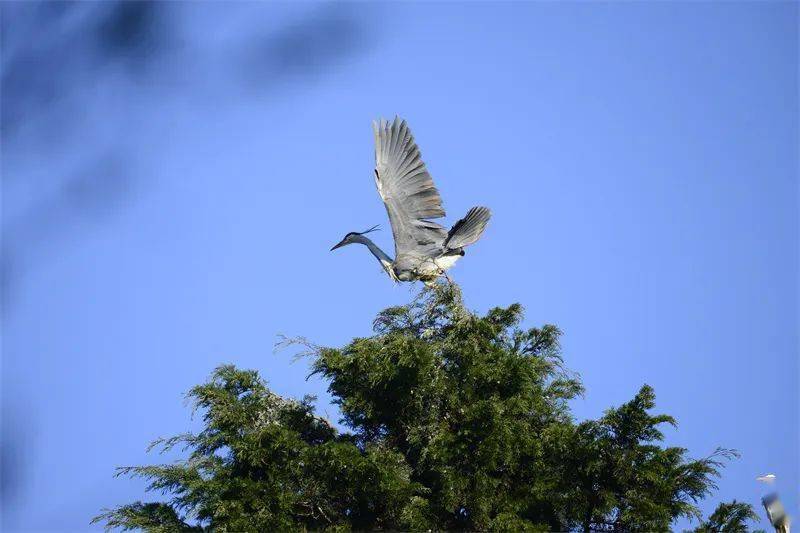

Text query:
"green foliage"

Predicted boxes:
[[692, 500, 761, 533], [96, 285, 739, 532], [554, 387, 739, 531]]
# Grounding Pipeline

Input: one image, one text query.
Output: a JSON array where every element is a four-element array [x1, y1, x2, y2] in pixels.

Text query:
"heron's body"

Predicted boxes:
[[331, 117, 491, 284], [392, 249, 464, 282]]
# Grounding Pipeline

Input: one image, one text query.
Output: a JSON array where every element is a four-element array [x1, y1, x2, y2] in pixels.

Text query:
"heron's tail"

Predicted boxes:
[[444, 206, 491, 249]]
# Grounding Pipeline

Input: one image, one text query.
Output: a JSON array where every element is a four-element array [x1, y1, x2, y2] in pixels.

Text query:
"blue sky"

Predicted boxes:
[[2, 2, 797, 530]]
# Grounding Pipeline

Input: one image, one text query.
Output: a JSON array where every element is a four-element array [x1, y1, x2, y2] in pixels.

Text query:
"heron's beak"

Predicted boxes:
[[330, 240, 347, 251]]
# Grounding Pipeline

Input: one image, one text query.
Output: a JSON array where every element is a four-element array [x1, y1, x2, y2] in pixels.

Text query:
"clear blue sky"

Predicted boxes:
[[2, 2, 797, 530]]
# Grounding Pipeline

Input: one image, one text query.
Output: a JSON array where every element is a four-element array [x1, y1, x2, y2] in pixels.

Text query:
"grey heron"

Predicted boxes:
[[331, 117, 491, 284]]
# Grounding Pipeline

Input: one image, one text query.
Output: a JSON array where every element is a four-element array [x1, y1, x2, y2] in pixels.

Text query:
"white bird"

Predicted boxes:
[[757, 474, 776, 483]]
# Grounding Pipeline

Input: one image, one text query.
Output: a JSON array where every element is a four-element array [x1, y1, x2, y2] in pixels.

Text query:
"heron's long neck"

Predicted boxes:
[[354, 235, 396, 280]]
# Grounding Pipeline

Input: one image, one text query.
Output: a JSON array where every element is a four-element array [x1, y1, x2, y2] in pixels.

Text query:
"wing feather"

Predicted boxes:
[[373, 117, 447, 259], [444, 206, 491, 249]]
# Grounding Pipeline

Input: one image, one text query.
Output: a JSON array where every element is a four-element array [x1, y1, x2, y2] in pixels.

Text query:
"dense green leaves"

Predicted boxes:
[[553, 387, 739, 531], [95, 365, 417, 532], [96, 285, 742, 531], [693, 500, 761, 532]]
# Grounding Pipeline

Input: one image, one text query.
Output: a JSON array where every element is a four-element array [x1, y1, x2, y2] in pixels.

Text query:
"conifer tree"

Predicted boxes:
[[692, 501, 762, 533], [95, 286, 741, 532]]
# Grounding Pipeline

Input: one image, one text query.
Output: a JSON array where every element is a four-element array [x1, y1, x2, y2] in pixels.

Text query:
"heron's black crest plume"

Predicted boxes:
[[357, 225, 381, 235]]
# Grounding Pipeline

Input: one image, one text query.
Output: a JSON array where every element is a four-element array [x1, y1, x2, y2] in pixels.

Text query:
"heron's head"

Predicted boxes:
[[330, 225, 380, 251]]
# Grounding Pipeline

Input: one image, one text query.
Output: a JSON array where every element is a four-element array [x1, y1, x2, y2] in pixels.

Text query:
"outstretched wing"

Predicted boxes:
[[373, 117, 447, 259], [444, 206, 491, 249]]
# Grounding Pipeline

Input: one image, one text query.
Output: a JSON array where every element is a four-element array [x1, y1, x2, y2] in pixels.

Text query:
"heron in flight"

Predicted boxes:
[[331, 117, 491, 284]]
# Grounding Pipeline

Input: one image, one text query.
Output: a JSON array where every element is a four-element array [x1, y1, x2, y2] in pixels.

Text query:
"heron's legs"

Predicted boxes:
[[442, 271, 453, 285]]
